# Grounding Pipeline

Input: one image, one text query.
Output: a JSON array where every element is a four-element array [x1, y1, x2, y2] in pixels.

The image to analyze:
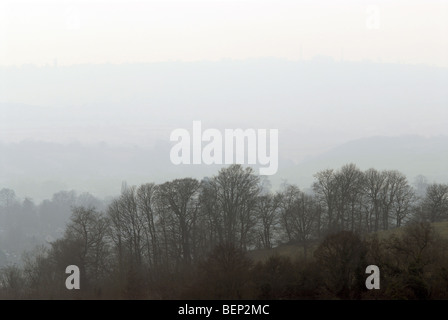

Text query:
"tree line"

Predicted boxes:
[[1, 163, 448, 299]]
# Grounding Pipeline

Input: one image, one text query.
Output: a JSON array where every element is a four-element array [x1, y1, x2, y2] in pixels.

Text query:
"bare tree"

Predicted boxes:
[[199, 177, 222, 251], [108, 187, 146, 274], [313, 169, 338, 233], [136, 183, 160, 269], [209, 165, 260, 250], [334, 164, 364, 232], [255, 193, 281, 249], [421, 183, 448, 222], [278, 184, 301, 242], [363, 168, 387, 232], [157, 178, 200, 266], [65, 206, 110, 286], [391, 174, 415, 227], [288, 192, 319, 259]]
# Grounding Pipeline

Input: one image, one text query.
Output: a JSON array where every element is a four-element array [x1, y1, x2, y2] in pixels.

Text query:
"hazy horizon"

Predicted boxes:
[[1, 0, 447, 204], [1, 56, 448, 201]]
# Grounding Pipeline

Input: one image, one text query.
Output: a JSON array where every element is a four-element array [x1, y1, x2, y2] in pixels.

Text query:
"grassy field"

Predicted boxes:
[[374, 220, 448, 239], [248, 242, 318, 263], [433, 221, 448, 237], [248, 221, 448, 263]]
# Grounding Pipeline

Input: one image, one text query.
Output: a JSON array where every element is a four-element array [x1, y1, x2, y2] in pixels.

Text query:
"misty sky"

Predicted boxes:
[[1, 0, 447, 149], [1, 0, 448, 200], [0, 0, 447, 67]]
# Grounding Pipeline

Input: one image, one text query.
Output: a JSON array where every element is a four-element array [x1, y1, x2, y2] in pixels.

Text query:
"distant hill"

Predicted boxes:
[[1, 59, 447, 163], [0, 140, 221, 201], [1, 135, 447, 201], [276, 135, 448, 189]]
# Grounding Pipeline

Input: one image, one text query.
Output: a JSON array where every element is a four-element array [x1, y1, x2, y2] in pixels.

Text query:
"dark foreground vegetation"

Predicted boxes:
[[1, 164, 448, 299]]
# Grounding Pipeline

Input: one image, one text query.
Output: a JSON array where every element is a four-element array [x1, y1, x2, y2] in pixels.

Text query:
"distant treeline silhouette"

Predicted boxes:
[[1, 164, 448, 299]]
